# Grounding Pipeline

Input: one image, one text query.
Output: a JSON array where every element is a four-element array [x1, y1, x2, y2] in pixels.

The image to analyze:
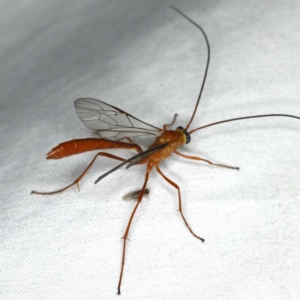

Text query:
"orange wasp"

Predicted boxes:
[[32, 7, 300, 295]]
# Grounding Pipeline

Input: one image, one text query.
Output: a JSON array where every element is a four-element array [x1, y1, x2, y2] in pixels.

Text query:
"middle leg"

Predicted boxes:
[[155, 164, 204, 242]]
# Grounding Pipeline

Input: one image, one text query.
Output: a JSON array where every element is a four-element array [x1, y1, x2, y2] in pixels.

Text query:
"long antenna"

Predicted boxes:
[[171, 6, 210, 131], [171, 8, 300, 134], [189, 114, 300, 134]]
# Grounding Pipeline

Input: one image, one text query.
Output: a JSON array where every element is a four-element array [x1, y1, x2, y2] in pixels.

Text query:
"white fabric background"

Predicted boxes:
[[1, 0, 300, 299]]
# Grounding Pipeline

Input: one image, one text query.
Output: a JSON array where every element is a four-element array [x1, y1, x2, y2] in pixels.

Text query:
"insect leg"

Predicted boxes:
[[174, 151, 239, 170], [155, 164, 204, 242], [163, 114, 178, 130], [31, 152, 126, 195], [118, 160, 154, 295]]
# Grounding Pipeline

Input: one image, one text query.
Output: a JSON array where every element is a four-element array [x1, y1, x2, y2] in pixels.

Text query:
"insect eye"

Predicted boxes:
[[176, 126, 191, 144], [185, 132, 191, 144]]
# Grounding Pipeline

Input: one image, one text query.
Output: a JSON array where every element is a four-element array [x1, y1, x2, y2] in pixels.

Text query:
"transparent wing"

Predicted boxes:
[[94, 143, 168, 184], [74, 98, 162, 147], [126, 143, 168, 168]]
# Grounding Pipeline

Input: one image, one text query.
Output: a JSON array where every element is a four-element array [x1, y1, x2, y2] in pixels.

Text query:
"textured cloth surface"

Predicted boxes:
[[1, 1, 300, 299]]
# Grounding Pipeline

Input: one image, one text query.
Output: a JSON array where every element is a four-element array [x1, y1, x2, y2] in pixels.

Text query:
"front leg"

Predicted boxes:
[[174, 151, 239, 170]]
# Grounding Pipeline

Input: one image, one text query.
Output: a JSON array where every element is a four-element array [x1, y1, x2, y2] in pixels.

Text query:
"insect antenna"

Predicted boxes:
[[171, 7, 300, 134], [189, 114, 300, 134], [171, 6, 210, 131]]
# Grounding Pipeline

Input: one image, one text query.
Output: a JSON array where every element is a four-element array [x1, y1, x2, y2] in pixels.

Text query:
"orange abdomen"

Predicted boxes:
[[47, 138, 142, 159]]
